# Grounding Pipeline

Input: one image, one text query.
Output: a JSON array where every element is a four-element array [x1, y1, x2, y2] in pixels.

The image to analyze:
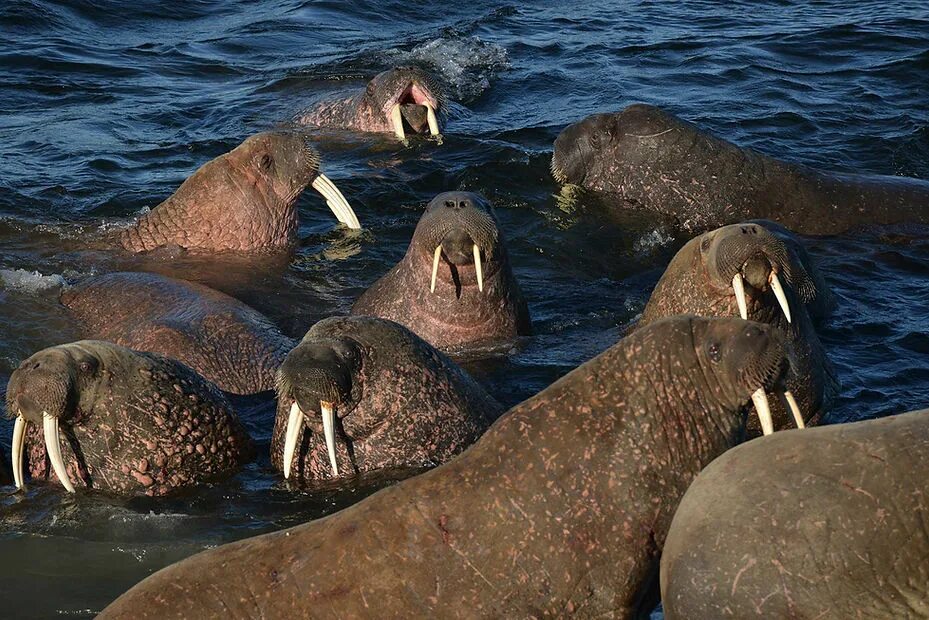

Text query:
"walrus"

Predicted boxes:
[[6, 341, 254, 496], [297, 66, 444, 140], [272, 316, 500, 485], [60, 272, 296, 395], [113, 131, 359, 254], [99, 315, 792, 618], [551, 103, 929, 235], [636, 221, 839, 434], [352, 191, 530, 351], [661, 409, 929, 619]]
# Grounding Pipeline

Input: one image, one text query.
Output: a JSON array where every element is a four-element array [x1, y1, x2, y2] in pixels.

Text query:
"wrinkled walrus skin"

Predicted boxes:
[[551, 104, 929, 235], [661, 409, 929, 619], [352, 191, 531, 351], [100, 315, 789, 619], [636, 221, 839, 434], [272, 316, 501, 486], [5, 341, 255, 496], [111, 131, 356, 254], [61, 272, 296, 395]]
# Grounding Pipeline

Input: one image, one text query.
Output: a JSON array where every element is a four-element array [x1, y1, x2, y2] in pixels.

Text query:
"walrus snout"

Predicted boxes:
[[7, 350, 78, 424]]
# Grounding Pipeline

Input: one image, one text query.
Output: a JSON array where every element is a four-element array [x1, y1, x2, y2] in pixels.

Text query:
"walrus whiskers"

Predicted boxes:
[[732, 272, 748, 320], [750, 389, 774, 436], [283, 402, 304, 479], [12, 413, 26, 489], [473, 244, 483, 292], [311, 173, 361, 230], [768, 271, 791, 323], [43, 412, 76, 493], [321, 401, 339, 476], [430, 245, 442, 293]]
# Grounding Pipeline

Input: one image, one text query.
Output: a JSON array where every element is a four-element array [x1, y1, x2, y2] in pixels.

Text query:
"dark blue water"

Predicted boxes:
[[1, 1, 928, 616]]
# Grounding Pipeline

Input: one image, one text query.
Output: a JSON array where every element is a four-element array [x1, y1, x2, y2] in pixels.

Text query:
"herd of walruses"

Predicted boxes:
[[5, 66, 929, 618]]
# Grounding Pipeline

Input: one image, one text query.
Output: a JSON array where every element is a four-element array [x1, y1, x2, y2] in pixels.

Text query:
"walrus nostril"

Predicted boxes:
[[444, 200, 456, 209]]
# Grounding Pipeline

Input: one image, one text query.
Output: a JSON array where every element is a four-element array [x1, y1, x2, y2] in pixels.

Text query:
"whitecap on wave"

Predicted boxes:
[[0, 269, 65, 293]]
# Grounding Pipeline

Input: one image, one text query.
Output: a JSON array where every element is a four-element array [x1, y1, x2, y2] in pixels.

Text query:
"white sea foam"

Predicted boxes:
[[0, 269, 65, 293], [384, 35, 510, 101]]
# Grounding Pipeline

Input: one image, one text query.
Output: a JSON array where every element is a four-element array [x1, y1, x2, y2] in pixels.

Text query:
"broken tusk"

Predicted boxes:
[[311, 173, 361, 230], [732, 272, 748, 320], [473, 244, 483, 292], [430, 245, 442, 293], [12, 413, 26, 490], [782, 390, 805, 429], [283, 402, 305, 479], [43, 412, 75, 493], [424, 102, 440, 136], [390, 104, 405, 141], [769, 272, 792, 324], [751, 388, 774, 436], [321, 401, 339, 476]]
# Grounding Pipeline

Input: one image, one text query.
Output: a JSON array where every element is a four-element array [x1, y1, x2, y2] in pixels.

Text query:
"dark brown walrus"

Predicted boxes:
[[636, 221, 839, 435], [111, 131, 359, 254], [272, 316, 501, 485], [551, 104, 929, 235], [60, 271, 296, 395], [352, 191, 531, 352], [661, 409, 929, 619], [297, 66, 444, 140], [99, 315, 791, 618], [5, 341, 254, 496]]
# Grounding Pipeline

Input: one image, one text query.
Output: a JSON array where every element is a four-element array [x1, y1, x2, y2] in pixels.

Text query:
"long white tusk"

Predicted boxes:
[[430, 245, 442, 293], [732, 273, 749, 320], [321, 401, 339, 476], [12, 414, 26, 489], [390, 104, 405, 141], [769, 272, 792, 324], [424, 102, 440, 136], [43, 412, 75, 493], [751, 388, 774, 436], [283, 402, 305, 479], [311, 174, 361, 230], [782, 390, 805, 429], [473, 244, 484, 292]]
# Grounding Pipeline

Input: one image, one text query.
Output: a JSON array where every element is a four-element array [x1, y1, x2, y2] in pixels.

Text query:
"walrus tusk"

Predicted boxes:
[[732, 272, 748, 320], [311, 174, 361, 230], [782, 390, 805, 428], [321, 401, 339, 476], [424, 102, 440, 136], [283, 402, 305, 479], [390, 104, 405, 141], [768, 272, 791, 324], [473, 244, 483, 292], [43, 412, 75, 493], [12, 413, 26, 489], [750, 389, 774, 436], [430, 245, 442, 293]]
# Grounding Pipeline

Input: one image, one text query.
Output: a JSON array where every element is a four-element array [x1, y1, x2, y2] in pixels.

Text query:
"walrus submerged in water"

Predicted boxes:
[[100, 315, 792, 618], [636, 221, 839, 435], [6, 341, 254, 495], [60, 272, 296, 395], [661, 409, 929, 619], [551, 104, 929, 235], [272, 316, 500, 485], [352, 191, 530, 351], [113, 131, 359, 254], [298, 66, 444, 140]]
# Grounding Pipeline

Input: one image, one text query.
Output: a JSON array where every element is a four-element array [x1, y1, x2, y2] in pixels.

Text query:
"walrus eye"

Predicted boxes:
[[79, 360, 96, 374], [707, 343, 722, 363], [700, 236, 712, 253], [260, 154, 274, 170]]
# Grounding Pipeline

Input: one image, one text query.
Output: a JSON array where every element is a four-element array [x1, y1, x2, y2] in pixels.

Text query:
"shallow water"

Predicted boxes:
[[1, 0, 929, 616]]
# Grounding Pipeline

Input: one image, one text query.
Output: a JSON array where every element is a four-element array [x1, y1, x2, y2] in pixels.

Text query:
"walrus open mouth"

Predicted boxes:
[[389, 83, 440, 140]]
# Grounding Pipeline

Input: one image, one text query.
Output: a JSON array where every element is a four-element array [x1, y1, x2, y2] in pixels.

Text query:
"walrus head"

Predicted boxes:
[[551, 112, 619, 186], [690, 317, 789, 435], [362, 66, 444, 140], [275, 336, 364, 479], [411, 191, 502, 296], [5, 342, 108, 493]]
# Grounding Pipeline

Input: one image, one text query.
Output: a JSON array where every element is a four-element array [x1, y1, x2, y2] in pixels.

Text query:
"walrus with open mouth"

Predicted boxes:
[[60, 272, 296, 395], [272, 316, 501, 485], [298, 66, 444, 141], [113, 130, 359, 254], [552, 104, 929, 235], [5, 341, 254, 496], [99, 315, 793, 618], [352, 191, 530, 351], [636, 221, 839, 435]]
